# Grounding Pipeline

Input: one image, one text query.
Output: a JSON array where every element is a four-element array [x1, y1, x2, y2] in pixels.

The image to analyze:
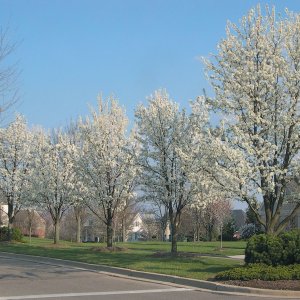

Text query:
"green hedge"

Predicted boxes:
[[245, 230, 300, 266], [280, 230, 300, 265], [215, 263, 300, 281], [0, 226, 23, 242]]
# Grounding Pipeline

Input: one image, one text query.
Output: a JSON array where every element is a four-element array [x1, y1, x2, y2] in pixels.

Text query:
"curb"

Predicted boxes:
[[1, 251, 299, 298]]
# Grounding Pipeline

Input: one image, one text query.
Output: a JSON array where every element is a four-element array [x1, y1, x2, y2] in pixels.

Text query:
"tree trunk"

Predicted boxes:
[[29, 226, 32, 245], [54, 221, 60, 244], [107, 216, 113, 247], [76, 216, 81, 243], [7, 202, 15, 242], [207, 224, 213, 242], [220, 225, 223, 249], [170, 222, 178, 255], [7, 220, 13, 241], [121, 218, 126, 242]]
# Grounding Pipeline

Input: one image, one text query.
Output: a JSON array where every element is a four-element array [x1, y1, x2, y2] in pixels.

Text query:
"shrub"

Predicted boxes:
[[0, 226, 23, 242], [245, 230, 300, 266], [280, 229, 300, 265], [221, 219, 236, 241], [11, 227, 23, 241], [245, 234, 283, 266], [215, 263, 300, 281]]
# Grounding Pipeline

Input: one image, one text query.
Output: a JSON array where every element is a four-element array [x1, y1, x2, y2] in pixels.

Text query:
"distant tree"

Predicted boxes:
[[113, 198, 138, 242], [13, 208, 44, 243], [214, 198, 232, 248], [188, 206, 202, 242], [141, 209, 160, 241], [190, 189, 231, 241], [222, 218, 236, 241]]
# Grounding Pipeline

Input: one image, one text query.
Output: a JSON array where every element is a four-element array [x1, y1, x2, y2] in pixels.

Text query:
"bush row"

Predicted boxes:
[[0, 226, 23, 242], [245, 230, 300, 266], [215, 263, 300, 281]]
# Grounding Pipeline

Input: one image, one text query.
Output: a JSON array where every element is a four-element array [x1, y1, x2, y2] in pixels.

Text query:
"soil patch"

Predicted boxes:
[[220, 279, 300, 291], [90, 246, 128, 252], [41, 243, 70, 249], [150, 251, 204, 258]]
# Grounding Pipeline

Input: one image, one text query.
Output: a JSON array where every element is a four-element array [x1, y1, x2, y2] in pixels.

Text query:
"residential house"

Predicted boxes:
[[126, 213, 146, 241], [14, 209, 46, 238], [231, 209, 246, 230], [0, 204, 8, 227]]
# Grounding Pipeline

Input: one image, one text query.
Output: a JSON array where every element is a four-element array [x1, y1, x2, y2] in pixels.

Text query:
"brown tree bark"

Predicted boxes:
[[54, 221, 60, 244]]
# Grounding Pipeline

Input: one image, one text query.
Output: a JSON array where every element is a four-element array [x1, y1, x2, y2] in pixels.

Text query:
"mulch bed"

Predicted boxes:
[[90, 246, 128, 252], [150, 251, 226, 258], [220, 280, 300, 290], [150, 251, 208, 258]]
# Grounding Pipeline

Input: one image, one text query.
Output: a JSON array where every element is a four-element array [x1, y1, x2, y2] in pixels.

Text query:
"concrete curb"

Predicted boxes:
[[1, 251, 300, 298]]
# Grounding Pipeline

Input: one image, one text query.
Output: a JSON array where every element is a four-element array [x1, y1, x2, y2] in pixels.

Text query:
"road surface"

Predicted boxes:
[[0, 253, 296, 300]]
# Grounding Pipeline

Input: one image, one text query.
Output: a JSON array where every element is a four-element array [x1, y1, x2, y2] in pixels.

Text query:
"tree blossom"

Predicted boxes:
[[0, 115, 32, 237], [30, 129, 76, 244], [205, 5, 300, 234], [135, 90, 210, 254], [77, 96, 138, 247]]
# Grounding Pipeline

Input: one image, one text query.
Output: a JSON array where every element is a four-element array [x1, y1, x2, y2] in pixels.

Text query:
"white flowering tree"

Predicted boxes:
[[135, 90, 209, 254], [0, 115, 32, 238], [77, 97, 138, 248], [205, 5, 300, 235], [30, 129, 76, 244], [65, 121, 88, 243]]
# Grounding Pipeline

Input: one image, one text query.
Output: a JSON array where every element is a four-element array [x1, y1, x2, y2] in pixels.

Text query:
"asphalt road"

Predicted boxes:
[[0, 253, 296, 300]]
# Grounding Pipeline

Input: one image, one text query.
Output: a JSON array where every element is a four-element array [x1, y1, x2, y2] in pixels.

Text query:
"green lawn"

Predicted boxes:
[[0, 238, 246, 280]]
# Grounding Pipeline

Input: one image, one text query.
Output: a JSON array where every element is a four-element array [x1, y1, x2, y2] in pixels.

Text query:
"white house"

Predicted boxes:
[[0, 204, 8, 227], [126, 213, 146, 241]]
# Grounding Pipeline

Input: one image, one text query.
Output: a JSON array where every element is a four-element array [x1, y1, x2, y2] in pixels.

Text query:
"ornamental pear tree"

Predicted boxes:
[[30, 129, 76, 244], [77, 96, 138, 247], [0, 115, 32, 238], [135, 90, 210, 254], [205, 5, 300, 235], [65, 120, 88, 243]]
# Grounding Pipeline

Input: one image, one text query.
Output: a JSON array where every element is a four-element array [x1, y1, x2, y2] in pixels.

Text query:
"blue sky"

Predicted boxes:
[[1, 0, 299, 129]]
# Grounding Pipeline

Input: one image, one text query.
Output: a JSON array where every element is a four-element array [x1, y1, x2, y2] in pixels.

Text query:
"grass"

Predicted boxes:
[[0, 238, 246, 280]]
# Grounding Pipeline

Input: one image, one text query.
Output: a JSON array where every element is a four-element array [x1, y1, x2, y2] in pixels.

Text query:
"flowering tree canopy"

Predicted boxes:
[[0, 115, 32, 231], [30, 129, 76, 243], [77, 97, 138, 247], [205, 5, 300, 234], [135, 90, 210, 254]]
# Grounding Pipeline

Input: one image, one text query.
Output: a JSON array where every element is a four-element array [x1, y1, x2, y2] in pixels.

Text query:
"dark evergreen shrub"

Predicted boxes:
[[245, 234, 283, 266], [246, 230, 300, 266], [0, 226, 23, 242], [280, 229, 300, 265], [215, 263, 300, 281]]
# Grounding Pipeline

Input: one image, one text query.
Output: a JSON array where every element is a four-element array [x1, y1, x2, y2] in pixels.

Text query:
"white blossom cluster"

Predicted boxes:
[[205, 5, 300, 234], [1, 5, 299, 246]]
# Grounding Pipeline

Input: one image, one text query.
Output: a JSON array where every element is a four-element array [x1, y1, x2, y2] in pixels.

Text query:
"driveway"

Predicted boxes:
[[0, 252, 296, 300]]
